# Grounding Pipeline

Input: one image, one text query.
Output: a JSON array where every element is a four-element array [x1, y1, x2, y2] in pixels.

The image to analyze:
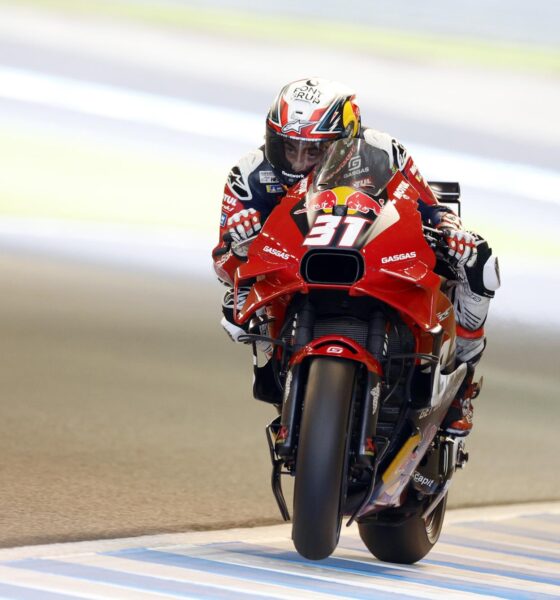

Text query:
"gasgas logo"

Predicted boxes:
[[381, 251, 417, 264], [326, 346, 344, 354], [263, 246, 290, 260]]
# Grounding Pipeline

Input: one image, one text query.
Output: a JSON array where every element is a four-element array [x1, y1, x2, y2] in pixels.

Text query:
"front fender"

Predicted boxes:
[[290, 336, 383, 376]]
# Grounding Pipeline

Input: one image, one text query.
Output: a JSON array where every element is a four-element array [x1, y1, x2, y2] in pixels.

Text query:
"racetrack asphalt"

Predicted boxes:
[[0, 251, 558, 548]]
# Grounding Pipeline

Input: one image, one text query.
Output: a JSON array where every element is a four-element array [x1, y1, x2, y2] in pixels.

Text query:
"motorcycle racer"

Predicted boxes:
[[212, 77, 500, 436]]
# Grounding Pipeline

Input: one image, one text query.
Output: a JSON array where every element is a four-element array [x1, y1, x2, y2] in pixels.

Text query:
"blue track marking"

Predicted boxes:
[[106, 548, 411, 600], [438, 534, 560, 563], [7, 559, 277, 600], [524, 514, 560, 525], [0, 583, 79, 600], [460, 520, 560, 543], [188, 541, 557, 600], [423, 557, 560, 587], [340, 537, 560, 585]]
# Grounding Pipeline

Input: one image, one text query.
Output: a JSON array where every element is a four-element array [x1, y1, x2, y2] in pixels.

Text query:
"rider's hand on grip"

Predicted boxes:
[[228, 208, 262, 241], [441, 229, 478, 268], [437, 212, 463, 231], [227, 208, 262, 258]]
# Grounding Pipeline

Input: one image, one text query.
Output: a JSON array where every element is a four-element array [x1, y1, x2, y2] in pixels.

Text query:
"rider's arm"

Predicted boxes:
[[212, 149, 284, 285], [212, 177, 248, 286]]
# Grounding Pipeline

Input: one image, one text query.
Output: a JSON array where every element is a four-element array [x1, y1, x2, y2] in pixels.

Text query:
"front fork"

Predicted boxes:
[[265, 359, 382, 522]]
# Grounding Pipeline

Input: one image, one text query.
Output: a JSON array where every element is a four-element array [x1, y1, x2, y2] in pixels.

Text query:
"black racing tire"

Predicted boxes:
[[358, 494, 448, 564], [292, 357, 356, 560]]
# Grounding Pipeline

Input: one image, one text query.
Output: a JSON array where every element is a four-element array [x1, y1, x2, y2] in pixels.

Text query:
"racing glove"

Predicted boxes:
[[435, 212, 478, 268], [442, 229, 479, 269], [227, 208, 262, 258], [451, 234, 501, 337]]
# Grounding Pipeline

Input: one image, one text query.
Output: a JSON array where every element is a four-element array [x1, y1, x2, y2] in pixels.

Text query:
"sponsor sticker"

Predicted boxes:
[[418, 407, 433, 420], [392, 140, 408, 170], [413, 471, 435, 489], [292, 84, 322, 104], [223, 193, 238, 206], [348, 156, 362, 170], [220, 212, 227, 227], [259, 170, 279, 184], [263, 245, 290, 260], [393, 181, 410, 200], [381, 251, 417, 264], [266, 184, 284, 194], [283, 370, 293, 402], [227, 166, 251, 200], [437, 307, 453, 322], [281, 119, 316, 134], [326, 346, 344, 354], [370, 383, 381, 414]]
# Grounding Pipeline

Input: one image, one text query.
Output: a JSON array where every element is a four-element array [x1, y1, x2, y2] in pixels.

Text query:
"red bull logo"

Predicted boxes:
[[346, 191, 383, 216], [295, 187, 383, 216]]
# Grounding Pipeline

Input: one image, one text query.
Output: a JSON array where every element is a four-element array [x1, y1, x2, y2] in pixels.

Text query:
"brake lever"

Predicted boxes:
[[212, 232, 236, 258]]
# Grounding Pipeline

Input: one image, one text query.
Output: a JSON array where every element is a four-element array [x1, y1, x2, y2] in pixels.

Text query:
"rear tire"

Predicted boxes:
[[292, 358, 356, 560], [358, 494, 447, 564]]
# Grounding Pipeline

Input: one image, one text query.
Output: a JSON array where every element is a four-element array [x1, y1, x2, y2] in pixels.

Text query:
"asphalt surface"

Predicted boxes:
[[0, 251, 558, 548]]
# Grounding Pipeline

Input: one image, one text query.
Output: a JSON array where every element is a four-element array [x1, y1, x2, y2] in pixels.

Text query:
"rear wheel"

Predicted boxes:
[[358, 494, 447, 564], [292, 357, 356, 560]]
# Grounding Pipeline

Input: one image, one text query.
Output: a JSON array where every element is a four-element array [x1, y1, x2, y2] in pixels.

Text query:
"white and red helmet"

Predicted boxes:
[[265, 78, 361, 185]]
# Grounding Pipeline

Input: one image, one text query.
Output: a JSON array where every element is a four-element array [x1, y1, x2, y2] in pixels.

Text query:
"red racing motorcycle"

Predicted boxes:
[[231, 139, 469, 563]]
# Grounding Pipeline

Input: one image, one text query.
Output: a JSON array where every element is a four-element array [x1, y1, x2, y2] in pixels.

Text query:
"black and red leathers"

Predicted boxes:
[[213, 128, 455, 285]]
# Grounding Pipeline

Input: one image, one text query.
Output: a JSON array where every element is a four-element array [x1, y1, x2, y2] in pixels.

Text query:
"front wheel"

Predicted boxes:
[[358, 494, 448, 564], [292, 357, 356, 560]]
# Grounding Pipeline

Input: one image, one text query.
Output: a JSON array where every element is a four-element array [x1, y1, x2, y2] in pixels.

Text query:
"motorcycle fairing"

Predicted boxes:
[[357, 362, 466, 516], [236, 172, 443, 330]]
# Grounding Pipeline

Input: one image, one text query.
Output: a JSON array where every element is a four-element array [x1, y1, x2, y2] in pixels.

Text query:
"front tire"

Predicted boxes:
[[292, 358, 356, 560], [358, 494, 447, 564]]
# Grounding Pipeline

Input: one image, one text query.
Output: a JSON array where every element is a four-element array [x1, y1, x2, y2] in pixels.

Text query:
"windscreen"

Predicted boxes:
[[312, 138, 393, 196]]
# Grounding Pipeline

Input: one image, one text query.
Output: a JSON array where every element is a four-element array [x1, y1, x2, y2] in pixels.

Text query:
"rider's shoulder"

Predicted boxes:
[[236, 147, 267, 175], [362, 127, 409, 171], [226, 148, 265, 201], [362, 127, 394, 152]]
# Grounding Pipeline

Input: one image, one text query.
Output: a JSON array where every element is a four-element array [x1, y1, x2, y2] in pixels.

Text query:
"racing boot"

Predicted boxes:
[[443, 362, 482, 436]]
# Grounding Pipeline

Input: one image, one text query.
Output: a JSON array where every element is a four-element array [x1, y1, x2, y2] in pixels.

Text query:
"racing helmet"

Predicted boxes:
[[265, 78, 361, 186]]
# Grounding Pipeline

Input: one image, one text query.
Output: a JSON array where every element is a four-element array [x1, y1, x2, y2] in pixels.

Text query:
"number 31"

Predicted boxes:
[[303, 215, 367, 247]]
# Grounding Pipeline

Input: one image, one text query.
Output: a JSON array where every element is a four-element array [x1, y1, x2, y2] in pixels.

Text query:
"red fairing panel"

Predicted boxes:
[[352, 190, 441, 330], [402, 156, 438, 206]]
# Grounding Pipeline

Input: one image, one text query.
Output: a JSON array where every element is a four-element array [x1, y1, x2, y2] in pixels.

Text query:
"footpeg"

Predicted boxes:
[[471, 376, 483, 399]]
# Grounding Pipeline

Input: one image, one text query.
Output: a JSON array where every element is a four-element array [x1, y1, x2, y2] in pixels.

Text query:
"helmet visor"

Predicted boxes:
[[266, 126, 333, 182]]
